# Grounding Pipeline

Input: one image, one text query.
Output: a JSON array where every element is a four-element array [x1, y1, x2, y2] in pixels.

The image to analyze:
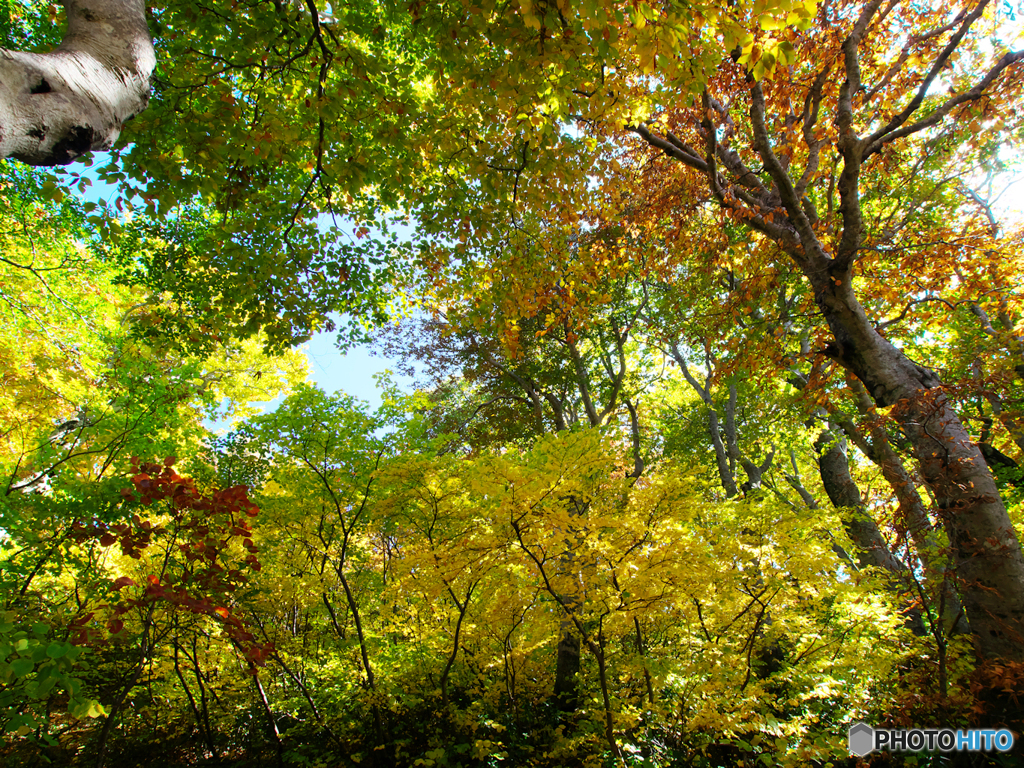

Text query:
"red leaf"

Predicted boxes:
[[111, 576, 136, 590]]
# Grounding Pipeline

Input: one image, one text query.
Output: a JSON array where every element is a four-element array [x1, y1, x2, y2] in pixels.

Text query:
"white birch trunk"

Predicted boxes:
[[0, 0, 154, 165]]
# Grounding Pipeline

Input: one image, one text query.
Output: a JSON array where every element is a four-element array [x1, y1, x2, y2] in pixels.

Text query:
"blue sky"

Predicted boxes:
[[301, 331, 414, 408], [200, 334, 415, 434]]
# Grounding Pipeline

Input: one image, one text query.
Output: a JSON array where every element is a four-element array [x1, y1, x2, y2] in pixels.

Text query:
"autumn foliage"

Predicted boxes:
[[2, 0, 1024, 764]]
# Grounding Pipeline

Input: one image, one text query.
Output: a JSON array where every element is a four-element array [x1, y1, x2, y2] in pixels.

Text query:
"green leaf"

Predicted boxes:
[[70, 698, 108, 719], [33, 675, 58, 698], [45, 643, 68, 660]]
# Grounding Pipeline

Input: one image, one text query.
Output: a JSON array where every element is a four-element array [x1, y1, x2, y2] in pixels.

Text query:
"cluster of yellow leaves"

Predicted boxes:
[[240, 406, 918, 763]]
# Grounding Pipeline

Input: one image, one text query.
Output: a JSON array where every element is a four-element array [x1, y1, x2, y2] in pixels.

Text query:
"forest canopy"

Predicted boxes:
[[1, 0, 1023, 765]]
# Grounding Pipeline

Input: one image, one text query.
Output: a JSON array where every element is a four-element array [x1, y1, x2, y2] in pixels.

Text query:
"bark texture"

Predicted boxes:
[[0, 0, 154, 165], [841, 382, 969, 634], [816, 432, 903, 574], [816, 282, 1024, 658]]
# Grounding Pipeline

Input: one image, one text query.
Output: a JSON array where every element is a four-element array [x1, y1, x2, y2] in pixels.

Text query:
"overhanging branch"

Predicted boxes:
[[0, 0, 155, 165]]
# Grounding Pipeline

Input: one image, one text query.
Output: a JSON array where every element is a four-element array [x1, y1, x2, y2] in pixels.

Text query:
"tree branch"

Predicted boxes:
[[865, 49, 1024, 159], [0, 0, 155, 164], [863, 0, 990, 154]]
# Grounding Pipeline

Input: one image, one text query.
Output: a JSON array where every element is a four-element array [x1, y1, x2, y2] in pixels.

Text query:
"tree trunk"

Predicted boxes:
[[0, 0, 154, 165], [817, 279, 1024, 660], [844, 383, 970, 634], [816, 431, 907, 574], [670, 343, 739, 498], [814, 429, 927, 635], [631, 0, 1024, 661], [553, 622, 581, 711]]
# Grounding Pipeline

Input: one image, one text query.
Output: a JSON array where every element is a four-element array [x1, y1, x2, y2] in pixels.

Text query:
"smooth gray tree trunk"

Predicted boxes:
[[0, 0, 154, 164]]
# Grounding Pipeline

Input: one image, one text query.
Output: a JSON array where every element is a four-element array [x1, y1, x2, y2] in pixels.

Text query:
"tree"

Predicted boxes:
[[8, 0, 813, 350], [0, 0, 154, 164], [0, 156, 308, 758], [616, 0, 1024, 662]]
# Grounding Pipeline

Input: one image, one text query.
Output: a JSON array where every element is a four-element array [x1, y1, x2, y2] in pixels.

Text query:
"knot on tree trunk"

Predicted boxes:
[[0, 0, 155, 165]]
